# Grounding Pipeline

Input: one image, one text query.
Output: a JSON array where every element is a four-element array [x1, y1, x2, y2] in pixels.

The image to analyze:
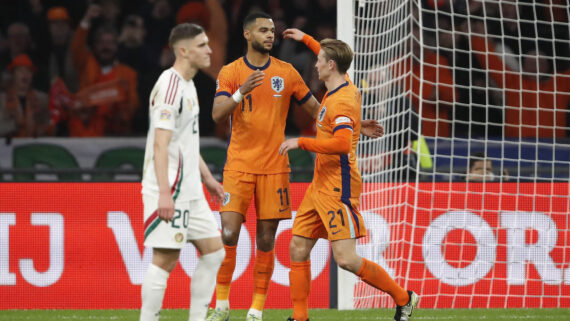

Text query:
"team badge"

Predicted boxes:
[[318, 106, 327, 122], [223, 192, 230, 206], [174, 232, 184, 243], [160, 109, 171, 121], [271, 76, 284, 93]]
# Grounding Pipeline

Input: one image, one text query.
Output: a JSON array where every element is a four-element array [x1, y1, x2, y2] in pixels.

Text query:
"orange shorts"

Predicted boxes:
[[220, 170, 291, 221], [292, 184, 367, 241]]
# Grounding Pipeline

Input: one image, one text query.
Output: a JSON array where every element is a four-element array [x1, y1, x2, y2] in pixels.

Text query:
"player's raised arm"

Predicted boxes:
[[283, 28, 321, 56], [212, 69, 265, 123]]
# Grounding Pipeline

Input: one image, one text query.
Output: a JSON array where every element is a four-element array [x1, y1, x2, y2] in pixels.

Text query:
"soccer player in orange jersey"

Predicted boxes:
[[279, 39, 419, 321], [209, 12, 381, 321], [208, 12, 320, 321]]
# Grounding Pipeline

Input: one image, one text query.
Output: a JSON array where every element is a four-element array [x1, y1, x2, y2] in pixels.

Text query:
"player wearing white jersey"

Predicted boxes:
[[140, 23, 225, 321]]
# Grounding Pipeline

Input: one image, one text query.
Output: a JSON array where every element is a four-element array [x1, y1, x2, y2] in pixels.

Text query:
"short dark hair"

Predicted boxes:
[[169, 23, 204, 48], [320, 38, 354, 74], [468, 151, 486, 172], [243, 11, 272, 30]]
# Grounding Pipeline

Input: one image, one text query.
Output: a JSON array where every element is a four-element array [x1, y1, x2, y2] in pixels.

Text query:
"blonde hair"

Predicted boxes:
[[320, 38, 354, 74]]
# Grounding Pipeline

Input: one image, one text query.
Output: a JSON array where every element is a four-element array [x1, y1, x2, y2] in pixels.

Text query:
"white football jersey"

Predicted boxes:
[[141, 68, 204, 201]]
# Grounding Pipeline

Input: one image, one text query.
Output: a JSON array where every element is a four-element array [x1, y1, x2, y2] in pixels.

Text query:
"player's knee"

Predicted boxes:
[[221, 227, 240, 245], [203, 247, 225, 267], [289, 239, 310, 262], [334, 254, 360, 273], [256, 233, 275, 251]]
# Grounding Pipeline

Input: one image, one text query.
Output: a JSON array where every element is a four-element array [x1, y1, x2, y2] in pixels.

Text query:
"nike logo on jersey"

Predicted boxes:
[[332, 230, 341, 235], [279, 207, 289, 212]]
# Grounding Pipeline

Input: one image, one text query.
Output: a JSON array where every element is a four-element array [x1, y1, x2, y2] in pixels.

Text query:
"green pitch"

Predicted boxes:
[[1, 308, 569, 320]]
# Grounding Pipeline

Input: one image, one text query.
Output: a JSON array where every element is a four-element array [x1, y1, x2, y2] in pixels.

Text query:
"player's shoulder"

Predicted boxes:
[[329, 82, 360, 106], [155, 68, 178, 87], [269, 56, 297, 73]]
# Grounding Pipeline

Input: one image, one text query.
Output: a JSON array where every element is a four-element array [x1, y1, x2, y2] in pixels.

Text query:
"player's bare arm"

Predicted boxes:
[[198, 155, 225, 204], [154, 128, 175, 222], [299, 96, 320, 118], [211, 69, 265, 123]]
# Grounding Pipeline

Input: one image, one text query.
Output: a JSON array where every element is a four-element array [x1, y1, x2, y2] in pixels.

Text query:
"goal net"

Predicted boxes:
[[338, 0, 570, 309]]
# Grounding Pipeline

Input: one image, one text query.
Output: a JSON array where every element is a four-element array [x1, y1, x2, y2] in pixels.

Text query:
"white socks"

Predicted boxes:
[[189, 248, 225, 321], [215, 299, 230, 311], [140, 264, 170, 321]]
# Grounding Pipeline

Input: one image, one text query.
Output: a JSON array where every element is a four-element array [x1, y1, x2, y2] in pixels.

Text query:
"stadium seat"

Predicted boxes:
[[93, 147, 145, 181], [13, 144, 80, 181], [288, 149, 314, 182]]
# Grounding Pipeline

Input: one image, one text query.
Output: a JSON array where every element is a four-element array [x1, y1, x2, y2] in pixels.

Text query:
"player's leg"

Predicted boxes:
[[141, 248, 180, 321], [330, 238, 417, 321], [247, 173, 291, 320], [287, 187, 327, 321], [190, 236, 225, 321], [187, 198, 226, 321], [246, 218, 279, 320], [289, 235, 318, 321], [141, 195, 187, 321], [210, 171, 254, 320]]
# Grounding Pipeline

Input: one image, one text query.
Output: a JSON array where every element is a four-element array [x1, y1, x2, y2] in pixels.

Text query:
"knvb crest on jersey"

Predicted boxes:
[[271, 76, 284, 93], [318, 106, 327, 123]]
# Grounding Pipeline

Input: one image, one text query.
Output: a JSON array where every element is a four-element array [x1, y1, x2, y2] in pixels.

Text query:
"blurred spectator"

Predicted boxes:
[[1, 22, 33, 88], [466, 151, 495, 182], [392, 25, 456, 137], [98, 0, 122, 27], [70, 3, 139, 137], [46, 6, 79, 92], [118, 14, 153, 72], [0, 54, 51, 137], [470, 20, 570, 138], [141, 0, 175, 69]]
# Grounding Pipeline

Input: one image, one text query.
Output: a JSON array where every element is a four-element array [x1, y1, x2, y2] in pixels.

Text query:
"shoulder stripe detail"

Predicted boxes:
[[168, 78, 180, 105], [164, 74, 174, 104], [215, 91, 232, 98], [333, 124, 353, 133]]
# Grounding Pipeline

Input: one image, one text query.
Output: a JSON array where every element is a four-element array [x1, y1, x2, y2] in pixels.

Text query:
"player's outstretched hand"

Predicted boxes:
[[204, 178, 225, 204], [283, 28, 305, 42], [361, 119, 384, 138], [279, 138, 299, 155], [157, 193, 175, 222], [240, 70, 264, 95]]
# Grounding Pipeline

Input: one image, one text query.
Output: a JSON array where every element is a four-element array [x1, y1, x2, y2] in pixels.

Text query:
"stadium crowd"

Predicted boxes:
[[0, 0, 568, 141]]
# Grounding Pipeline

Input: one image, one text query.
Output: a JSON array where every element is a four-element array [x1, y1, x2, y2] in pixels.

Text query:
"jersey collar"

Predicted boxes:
[[327, 81, 349, 97], [243, 55, 271, 71]]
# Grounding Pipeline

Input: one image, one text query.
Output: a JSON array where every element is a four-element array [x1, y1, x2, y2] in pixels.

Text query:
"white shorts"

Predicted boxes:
[[143, 195, 220, 249]]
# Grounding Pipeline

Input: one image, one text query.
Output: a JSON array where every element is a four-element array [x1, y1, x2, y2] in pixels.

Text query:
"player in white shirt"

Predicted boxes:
[[140, 23, 225, 321]]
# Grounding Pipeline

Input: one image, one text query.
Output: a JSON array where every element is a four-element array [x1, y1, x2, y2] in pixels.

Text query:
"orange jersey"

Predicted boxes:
[[216, 56, 311, 174], [311, 81, 362, 200]]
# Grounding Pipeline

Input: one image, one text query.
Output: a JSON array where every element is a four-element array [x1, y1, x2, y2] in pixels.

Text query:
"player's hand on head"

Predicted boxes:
[[361, 119, 384, 138], [205, 178, 225, 204], [157, 193, 175, 222], [278, 138, 299, 155], [283, 28, 305, 42], [240, 70, 264, 95]]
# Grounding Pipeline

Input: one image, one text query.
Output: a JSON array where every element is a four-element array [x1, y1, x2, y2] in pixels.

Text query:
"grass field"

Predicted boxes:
[[2, 308, 569, 321]]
